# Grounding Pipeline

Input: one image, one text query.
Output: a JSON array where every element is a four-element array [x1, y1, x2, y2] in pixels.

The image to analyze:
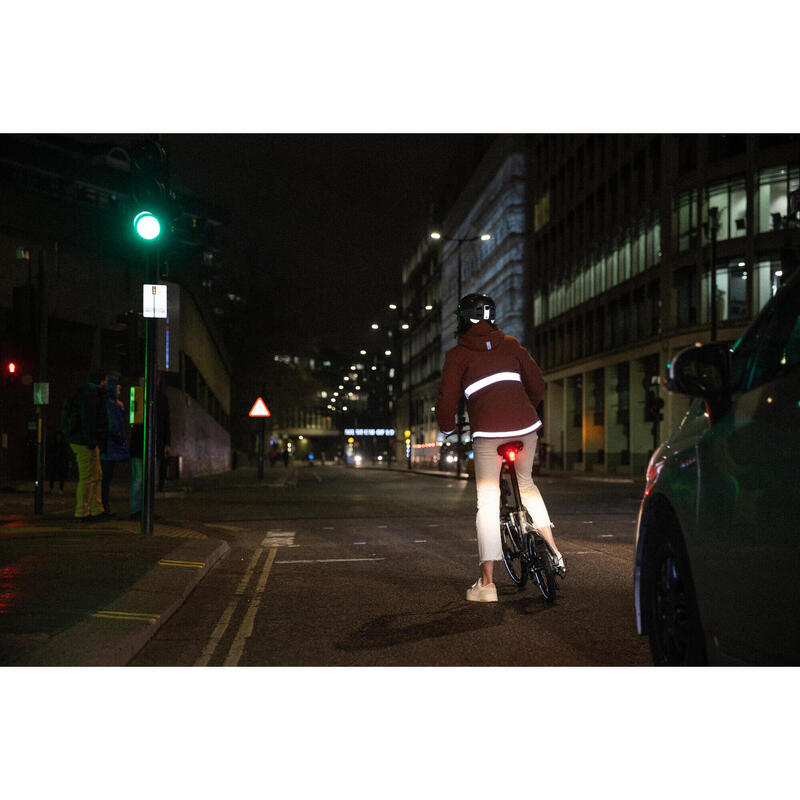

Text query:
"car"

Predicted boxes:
[[634, 265, 800, 665]]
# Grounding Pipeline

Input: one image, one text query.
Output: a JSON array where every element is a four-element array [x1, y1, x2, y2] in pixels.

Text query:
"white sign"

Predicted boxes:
[[143, 284, 167, 318], [33, 382, 50, 405]]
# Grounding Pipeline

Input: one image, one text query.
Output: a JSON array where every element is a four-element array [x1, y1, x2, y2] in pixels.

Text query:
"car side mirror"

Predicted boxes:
[[666, 343, 733, 422]]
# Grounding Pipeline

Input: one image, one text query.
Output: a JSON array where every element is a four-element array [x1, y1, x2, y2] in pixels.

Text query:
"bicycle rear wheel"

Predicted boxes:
[[501, 516, 528, 587], [531, 537, 557, 602]]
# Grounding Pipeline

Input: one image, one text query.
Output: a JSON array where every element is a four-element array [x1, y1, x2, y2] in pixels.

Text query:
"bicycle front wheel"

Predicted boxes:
[[501, 517, 528, 587]]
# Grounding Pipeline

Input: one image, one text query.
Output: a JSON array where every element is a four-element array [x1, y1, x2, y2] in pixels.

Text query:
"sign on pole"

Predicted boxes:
[[33, 382, 50, 405], [143, 284, 168, 318], [249, 397, 271, 417]]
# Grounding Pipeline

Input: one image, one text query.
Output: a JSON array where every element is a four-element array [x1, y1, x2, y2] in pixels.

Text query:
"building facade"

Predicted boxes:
[[529, 133, 800, 475]]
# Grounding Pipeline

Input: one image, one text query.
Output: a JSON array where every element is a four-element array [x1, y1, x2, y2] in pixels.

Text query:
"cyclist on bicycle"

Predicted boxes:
[[436, 292, 564, 603]]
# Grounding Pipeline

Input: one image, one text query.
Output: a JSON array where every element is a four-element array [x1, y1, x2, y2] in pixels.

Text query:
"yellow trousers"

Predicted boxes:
[[70, 443, 102, 518]]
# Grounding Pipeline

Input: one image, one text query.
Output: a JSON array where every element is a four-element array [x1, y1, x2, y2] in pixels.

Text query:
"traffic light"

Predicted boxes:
[[133, 211, 161, 240], [131, 140, 170, 242], [645, 392, 665, 422]]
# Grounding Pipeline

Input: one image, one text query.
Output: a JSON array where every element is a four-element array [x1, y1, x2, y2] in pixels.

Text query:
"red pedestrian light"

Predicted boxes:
[[6, 361, 16, 374]]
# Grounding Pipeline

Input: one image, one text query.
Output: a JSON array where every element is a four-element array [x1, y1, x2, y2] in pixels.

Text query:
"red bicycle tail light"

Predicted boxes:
[[508, 449, 517, 461]]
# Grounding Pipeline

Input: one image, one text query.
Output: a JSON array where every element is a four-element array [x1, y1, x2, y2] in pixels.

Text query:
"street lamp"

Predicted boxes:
[[430, 230, 492, 298], [430, 228, 492, 476]]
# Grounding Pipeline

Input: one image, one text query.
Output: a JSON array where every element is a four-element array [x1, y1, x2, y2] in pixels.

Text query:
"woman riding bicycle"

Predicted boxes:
[[436, 292, 564, 603]]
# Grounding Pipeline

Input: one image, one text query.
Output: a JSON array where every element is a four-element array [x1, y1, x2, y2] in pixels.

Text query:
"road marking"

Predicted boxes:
[[582, 521, 594, 524], [427, 524, 440, 527], [204, 523, 245, 532], [224, 548, 277, 666], [92, 610, 159, 624], [323, 526, 335, 530], [261, 530, 295, 547], [276, 557, 385, 564], [158, 559, 205, 568], [353, 541, 367, 545], [599, 534, 615, 538], [414, 539, 427, 543], [194, 547, 262, 667]]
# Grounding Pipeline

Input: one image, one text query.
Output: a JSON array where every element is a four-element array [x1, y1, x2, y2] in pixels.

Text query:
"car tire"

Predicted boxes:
[[642, 521, 707, 666]]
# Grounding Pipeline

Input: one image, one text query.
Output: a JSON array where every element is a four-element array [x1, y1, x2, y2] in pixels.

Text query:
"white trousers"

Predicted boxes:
[[472, 431, 553, 564]]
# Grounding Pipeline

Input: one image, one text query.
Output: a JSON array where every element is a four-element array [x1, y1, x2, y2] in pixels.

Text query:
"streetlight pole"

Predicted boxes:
[[430, 230, 491, 478]]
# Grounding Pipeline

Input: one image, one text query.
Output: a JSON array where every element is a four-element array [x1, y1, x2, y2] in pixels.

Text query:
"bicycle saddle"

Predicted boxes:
[[497, 441, 524, 459]]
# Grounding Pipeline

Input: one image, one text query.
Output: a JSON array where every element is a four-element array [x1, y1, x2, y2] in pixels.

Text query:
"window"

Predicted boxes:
[[702, 259, 749, 324], [591, 369, 604, 426], [757, 166, 800, 233], [755, 259, 789, 312], [707, 178, 747, 241], [620, 236, 631, 281], [646, 215, 661, 267], [674, 266, 698, 327], [607, 248, 619, 287], [607, 300, 617, 348], [634, 287, 646, 340], [620, 294, 632, 344], [676, 190, 699, 252], [533, 292, 543, 326], [649, 280, 661, 336]]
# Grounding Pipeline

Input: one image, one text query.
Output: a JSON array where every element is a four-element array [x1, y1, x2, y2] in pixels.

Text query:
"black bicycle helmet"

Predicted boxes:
[[456, 292, 496, 325]]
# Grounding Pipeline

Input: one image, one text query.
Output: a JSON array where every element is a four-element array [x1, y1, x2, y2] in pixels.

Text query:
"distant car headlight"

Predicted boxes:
[[354, 455, 363, 465]]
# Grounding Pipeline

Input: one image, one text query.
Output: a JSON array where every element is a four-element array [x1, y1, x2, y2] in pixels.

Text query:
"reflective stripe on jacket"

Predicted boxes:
[[435, 322, 545, 439]]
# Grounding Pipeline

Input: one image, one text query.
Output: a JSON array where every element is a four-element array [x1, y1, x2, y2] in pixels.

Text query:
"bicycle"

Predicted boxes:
[[497, 440, 560, 602], [443, 430, 560, 602]]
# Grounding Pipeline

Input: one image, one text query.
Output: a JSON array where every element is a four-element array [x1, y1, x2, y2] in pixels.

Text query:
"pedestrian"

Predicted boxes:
[[156, 371, 171, 492], [282, 447, 289, 467], [100, 374, 130, 516], [62, 369, 109, 521], [436, 293, 565, 603], [129, 419, 143, 520], [46, 429, 70, 494]]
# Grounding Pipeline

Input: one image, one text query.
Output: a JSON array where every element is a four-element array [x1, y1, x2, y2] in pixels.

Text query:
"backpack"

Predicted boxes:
[[61, 390, 81, 439]]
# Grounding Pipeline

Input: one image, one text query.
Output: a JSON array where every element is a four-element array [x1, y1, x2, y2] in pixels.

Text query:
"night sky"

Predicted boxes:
[[164, 134, 464, 357]]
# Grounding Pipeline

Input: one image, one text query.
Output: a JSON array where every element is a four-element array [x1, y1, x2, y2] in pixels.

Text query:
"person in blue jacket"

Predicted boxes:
[[100, 374, 130, 517]]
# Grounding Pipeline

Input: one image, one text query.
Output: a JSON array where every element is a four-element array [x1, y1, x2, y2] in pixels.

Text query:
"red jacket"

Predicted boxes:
[[436, 322, 545, 439]]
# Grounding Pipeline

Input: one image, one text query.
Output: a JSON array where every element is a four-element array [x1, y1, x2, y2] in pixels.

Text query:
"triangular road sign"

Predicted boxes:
[[249, 397, 271, 417]]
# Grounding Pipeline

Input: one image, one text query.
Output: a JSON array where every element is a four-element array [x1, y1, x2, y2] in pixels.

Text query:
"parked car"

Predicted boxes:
[[634, 266, 800, 665]]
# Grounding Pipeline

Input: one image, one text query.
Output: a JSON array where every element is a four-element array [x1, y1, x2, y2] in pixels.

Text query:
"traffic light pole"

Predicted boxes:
[[142, 251, 157, 536], [34, 247, 47, 515]]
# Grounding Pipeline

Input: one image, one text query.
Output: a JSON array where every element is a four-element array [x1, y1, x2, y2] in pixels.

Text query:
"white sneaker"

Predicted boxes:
[[466, 578, 498, 602]]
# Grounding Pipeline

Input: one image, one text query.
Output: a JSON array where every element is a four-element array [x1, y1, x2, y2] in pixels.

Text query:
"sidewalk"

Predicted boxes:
[[0, 482, 230, 667]]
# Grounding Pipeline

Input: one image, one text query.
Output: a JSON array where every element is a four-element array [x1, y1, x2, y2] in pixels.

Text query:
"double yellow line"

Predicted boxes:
[[194, 546, 277, 667]]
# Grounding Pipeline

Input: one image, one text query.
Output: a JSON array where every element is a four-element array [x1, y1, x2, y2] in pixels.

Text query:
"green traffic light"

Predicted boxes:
[[133, 211, 161, 240]]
